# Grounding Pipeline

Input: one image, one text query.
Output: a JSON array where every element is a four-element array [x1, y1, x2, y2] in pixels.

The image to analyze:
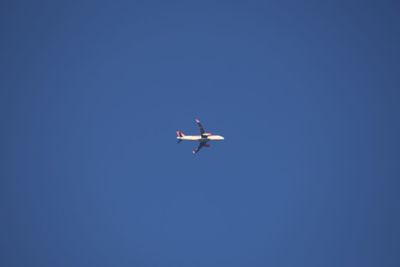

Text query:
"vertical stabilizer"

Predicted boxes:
[[176, 131, 185, 137]]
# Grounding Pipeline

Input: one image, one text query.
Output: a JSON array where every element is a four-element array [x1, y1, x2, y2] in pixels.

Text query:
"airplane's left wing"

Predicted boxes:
[[192, 142, 205, 154], [195, 119, 205, 135]]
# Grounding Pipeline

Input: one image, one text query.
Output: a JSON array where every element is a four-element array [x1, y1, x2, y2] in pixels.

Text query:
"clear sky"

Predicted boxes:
[[1, 1, 400, 266]]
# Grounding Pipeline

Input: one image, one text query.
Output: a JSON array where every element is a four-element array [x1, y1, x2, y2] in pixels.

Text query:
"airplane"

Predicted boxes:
[[176, 119, 224, 154]]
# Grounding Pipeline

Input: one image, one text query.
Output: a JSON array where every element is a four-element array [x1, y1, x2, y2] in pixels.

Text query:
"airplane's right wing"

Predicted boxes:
[[195, 119, 205, 135]]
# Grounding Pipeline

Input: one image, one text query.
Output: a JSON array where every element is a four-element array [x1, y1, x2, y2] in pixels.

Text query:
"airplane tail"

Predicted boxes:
[[176, 131, 185, 137], [176, 131, 185, 143]]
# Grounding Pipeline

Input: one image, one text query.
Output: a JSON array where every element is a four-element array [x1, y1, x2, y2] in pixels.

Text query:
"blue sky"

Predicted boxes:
[[1, 1, 400, 266]]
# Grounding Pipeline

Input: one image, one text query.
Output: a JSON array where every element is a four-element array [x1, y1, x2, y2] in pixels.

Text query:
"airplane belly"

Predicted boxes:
[[181, 136, 202, 141], [208, 135, 224, 141]]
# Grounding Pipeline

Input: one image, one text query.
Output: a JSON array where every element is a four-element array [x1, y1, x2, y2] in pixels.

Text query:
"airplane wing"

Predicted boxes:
[[195, 119, 205, 135], [192, 142, 206, 154]]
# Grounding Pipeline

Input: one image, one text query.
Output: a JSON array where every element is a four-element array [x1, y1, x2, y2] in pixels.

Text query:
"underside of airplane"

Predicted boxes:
[[176, 119, 224, 154]]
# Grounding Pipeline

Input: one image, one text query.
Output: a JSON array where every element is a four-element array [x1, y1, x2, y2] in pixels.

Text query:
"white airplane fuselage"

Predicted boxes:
[[177, 135, 224, 142]]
